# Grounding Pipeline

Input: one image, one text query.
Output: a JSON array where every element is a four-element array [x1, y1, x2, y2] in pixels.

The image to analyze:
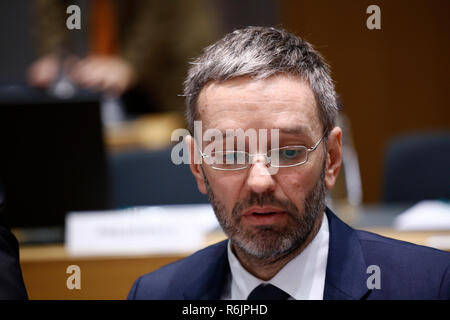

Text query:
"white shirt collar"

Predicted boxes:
[[224, 213, 329, 300]]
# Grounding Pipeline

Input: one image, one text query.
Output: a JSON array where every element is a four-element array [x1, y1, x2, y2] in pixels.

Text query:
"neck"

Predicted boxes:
[[231, 213, 324, 281]]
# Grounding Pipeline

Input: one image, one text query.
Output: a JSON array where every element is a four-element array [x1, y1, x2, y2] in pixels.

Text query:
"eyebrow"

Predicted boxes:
[[205, 125, 312, 139], [278, 126, 311, 136]]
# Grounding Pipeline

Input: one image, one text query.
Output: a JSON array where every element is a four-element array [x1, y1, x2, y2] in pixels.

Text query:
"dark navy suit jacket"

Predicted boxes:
[[128, 208, 450, 300], [0, 226, 28, 300], [0, 203, 28, 300]]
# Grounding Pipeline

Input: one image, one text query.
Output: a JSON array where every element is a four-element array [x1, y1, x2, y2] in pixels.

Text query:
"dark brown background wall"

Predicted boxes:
[[281, 0, 450, 203]]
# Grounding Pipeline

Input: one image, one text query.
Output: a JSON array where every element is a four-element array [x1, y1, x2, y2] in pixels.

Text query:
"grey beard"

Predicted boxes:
[[203, 162, 327, 261]]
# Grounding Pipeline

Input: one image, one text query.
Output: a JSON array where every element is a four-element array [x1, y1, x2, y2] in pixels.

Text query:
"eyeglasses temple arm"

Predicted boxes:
[[308, 129, 328, 151]]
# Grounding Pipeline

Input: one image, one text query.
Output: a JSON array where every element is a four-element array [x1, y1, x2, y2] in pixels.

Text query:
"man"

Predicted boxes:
[[128, 26, 450, 300]]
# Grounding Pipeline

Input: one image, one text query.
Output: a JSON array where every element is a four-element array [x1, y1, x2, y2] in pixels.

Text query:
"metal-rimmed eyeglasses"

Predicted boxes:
[[198, 131, 327, 171]]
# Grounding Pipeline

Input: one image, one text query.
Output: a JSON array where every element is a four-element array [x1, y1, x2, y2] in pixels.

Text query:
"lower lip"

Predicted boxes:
[[242, 211, 287, 225]]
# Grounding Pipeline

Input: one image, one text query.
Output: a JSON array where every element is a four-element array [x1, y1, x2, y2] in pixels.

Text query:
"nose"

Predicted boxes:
[[246, 155, 276, 194]]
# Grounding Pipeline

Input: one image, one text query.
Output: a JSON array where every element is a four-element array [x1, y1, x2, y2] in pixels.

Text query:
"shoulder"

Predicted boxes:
[[356, 228, 450, 265], [355, 229, 450, 299], [127, 240, 228, 300], [0, 226, 28, 299]]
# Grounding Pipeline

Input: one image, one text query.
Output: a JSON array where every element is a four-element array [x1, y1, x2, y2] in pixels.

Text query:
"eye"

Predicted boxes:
[[281, 149, 301, 159], [274, 147, 307, 164], [224, 152, 237, 163]]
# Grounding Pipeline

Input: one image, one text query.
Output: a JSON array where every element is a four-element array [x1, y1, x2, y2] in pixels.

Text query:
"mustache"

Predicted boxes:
[[232, 192, 298, 218]]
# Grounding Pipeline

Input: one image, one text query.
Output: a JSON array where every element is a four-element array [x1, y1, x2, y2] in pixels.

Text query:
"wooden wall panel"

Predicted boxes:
[[281, 0, 450, 202]]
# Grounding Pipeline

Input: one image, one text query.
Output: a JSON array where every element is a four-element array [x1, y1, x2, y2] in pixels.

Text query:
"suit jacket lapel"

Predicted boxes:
[[182, 240, 230, 299], [324, 208, 371, 300]]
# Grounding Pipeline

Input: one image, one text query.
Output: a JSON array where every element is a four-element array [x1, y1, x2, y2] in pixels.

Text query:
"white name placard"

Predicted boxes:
[[65, 204, 220, 256]]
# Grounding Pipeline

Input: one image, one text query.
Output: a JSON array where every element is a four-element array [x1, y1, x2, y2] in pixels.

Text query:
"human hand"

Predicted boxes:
[[27, 54, 60, 87], [70, 56, 137, 95]]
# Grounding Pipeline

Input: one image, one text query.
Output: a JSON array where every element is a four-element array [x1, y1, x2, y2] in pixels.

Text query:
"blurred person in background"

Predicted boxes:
[[27, 0, 219, 118]]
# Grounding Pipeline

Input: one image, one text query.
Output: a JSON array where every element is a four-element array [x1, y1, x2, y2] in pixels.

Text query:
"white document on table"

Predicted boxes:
[[394, 200, 450, 231]]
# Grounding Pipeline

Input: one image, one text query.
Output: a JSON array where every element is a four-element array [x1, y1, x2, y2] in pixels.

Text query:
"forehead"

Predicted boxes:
[[196, 74, 322, 137]]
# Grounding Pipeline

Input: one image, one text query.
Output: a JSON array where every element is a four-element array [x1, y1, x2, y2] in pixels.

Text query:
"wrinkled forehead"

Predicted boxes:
[[196, 74, 323, 137]]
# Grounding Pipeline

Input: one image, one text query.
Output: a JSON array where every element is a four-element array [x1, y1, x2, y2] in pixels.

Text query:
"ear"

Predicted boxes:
[[324, 126, 343, 190], [185, 134, 207, 194]]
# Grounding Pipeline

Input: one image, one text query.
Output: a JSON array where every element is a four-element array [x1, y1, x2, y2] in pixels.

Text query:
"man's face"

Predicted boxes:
[[188, 74, 342, 260]]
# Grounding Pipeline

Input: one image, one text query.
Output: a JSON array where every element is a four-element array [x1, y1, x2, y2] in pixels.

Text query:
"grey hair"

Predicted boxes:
[[183, 26, 339, 134]]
